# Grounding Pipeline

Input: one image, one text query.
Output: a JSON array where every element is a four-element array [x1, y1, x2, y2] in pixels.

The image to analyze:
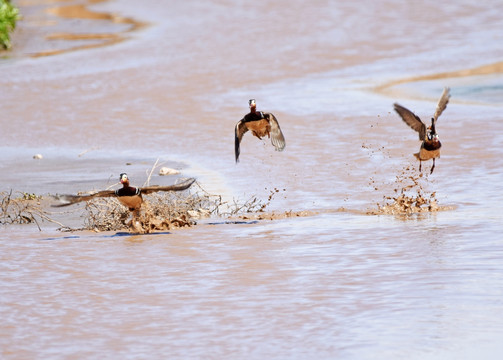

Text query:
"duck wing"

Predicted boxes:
[[235, 119, 249, 163], [433, 87, 450, 127], [52, 190, 116, 207], [264, 112, 286, 151], [140, 178, 196, 195], [393, 103, 426, 141]]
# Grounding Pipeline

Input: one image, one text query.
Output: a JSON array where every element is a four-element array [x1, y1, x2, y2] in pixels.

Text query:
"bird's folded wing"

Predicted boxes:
[[140, 178, 196, 194], [52, 190, 116, 207], [265, 113, 286, 151], [393, 103, 426, 141]]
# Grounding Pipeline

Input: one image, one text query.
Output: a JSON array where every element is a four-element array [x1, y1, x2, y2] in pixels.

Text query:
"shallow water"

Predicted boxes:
[[1, 0, 503, 359]]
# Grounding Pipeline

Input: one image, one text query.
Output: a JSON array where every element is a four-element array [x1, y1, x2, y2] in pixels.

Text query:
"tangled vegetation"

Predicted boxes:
[[0, 191, 64, 230], [0, 0, 19, 49], [1, 182, 281, 233], [79, 182, 279, 233]]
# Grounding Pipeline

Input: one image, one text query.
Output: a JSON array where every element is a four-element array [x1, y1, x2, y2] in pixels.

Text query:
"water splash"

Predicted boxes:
[[368, 165, 453, 216]]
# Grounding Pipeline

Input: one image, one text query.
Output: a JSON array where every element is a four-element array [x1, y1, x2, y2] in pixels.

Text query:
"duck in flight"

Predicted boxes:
[[234, 99, 286, 163], [52, 173, 195, 220], [393, 87, 450, 174]]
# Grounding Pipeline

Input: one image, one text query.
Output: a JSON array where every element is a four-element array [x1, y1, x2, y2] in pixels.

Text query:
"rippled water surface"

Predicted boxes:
[[1, 0, 503, 359]]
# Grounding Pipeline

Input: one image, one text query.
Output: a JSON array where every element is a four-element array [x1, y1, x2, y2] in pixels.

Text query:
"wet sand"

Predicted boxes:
[[1, 0, 503, 359]]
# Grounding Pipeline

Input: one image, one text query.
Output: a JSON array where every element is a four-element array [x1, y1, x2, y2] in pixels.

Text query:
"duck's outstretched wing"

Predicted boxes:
[[433, 87, 450, 125], [140, 178, 195, 195], [393, 103, 426, 141], [52, 190, 116, 207], [264, 112, 286, 151], [235, 119, 249, 163]]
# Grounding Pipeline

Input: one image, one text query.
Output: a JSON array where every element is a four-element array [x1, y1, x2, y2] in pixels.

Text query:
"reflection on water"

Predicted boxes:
[[1, 0, 503, 358]]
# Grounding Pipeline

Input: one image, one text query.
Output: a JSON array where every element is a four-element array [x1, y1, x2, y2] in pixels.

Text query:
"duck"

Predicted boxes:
[[393, 87, 450, 174], [52, 173, 195, 220], [234, 99, 286, 163]]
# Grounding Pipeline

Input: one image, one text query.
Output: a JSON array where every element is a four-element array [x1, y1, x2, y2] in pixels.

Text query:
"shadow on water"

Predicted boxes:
[[111, 231, 171, 237], [41, 231, 172, 241], [41, 235, 81, 241], [207, 220, 259, 225]]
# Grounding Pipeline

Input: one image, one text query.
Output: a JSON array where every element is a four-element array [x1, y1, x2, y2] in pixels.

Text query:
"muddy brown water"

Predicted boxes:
[[1, 0, 503, 359]]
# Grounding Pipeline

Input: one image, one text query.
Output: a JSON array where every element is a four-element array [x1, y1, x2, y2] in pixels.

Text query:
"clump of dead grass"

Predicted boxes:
[[70, 182, 280, 233], [81, 182, 209, 233], [0, 191, 65, 230], [1, 180, 282, 233]]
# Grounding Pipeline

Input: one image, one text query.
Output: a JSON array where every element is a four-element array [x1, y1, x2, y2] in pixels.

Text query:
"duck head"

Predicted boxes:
[[429, 133, 440, 142], [249, 99, 256, 112], [427, 118, 439, 141], [120, 173, 130, 186]]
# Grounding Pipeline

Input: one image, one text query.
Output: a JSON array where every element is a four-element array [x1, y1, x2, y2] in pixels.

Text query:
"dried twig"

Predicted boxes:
[[144, 158, 160, 187], [0, 191, 54, 230]]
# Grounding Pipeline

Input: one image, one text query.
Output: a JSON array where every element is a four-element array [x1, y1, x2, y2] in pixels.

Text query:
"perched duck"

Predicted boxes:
[[53, 173, 195, 219], [234, 99, 286, 163], [393, 87, 451, 174]]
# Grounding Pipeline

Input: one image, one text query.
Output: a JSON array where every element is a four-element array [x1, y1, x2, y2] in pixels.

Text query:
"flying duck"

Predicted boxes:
[[53, 173, 195, 219], [234, 99, 286, 163], [393, 87, 450, 174]]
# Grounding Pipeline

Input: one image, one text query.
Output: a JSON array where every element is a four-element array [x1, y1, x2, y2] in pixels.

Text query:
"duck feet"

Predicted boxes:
[[430, 159, 436, 174]]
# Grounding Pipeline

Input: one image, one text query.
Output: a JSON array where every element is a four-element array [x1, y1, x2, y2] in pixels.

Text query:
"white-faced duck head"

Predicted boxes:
[[120, 173, 129, 184], [427, 127, 439, 142]]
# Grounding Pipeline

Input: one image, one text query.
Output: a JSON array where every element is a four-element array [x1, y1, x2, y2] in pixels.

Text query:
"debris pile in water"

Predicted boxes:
[[0, 191, 61, 230], [80, 183, 214, 233], [81, 183, 276, 233], [83, 195, 193, 234], [1, 181, 283, 233]]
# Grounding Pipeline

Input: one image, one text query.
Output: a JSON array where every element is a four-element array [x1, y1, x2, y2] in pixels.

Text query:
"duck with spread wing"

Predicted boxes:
[[234, 99, 286, 163], [53, 173, 195, 220], [393, 87, 450, 174]]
